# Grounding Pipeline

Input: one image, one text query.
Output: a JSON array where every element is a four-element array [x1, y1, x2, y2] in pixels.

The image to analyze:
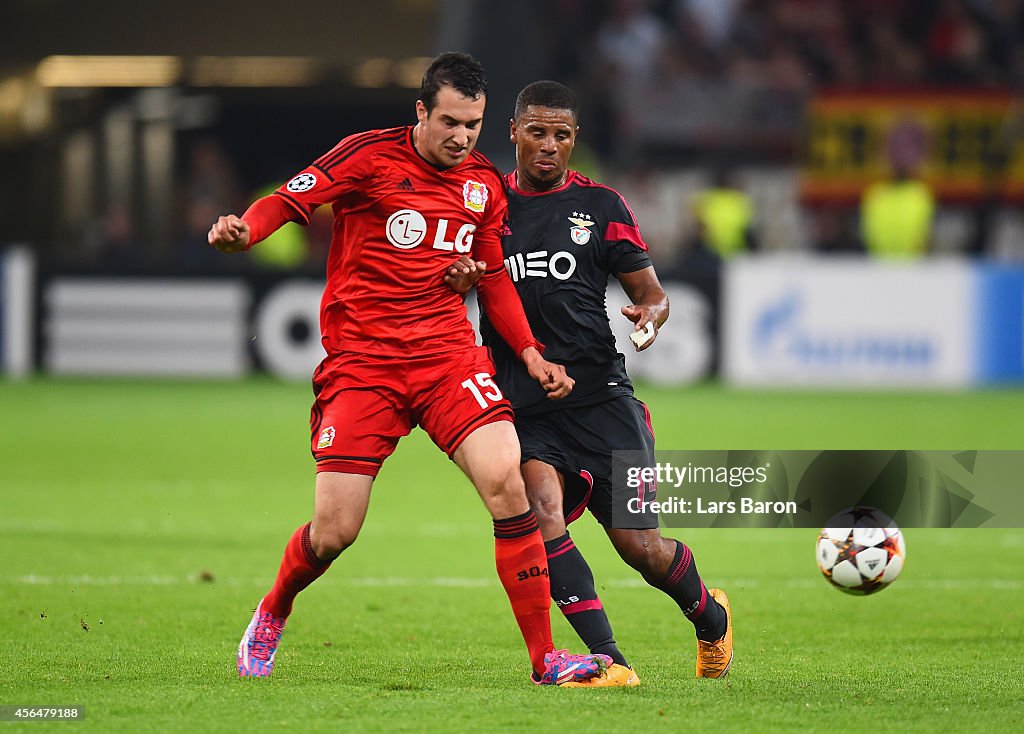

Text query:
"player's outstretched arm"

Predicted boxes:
[[208, 195, 297, 254], [208, 215, 251, 253], [617, 266, 669, 352]]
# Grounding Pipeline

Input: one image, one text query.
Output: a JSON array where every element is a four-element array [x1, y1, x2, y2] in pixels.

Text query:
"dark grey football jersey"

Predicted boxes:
[[481, 170, 652, 416]]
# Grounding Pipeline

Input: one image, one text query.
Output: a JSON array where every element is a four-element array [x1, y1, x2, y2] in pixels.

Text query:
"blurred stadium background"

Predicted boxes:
[[2, 0, 1024, 386], [3, 3, 1024, 730]]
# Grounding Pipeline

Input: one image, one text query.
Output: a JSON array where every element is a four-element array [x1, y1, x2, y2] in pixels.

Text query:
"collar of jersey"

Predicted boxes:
[[506, 169, 578, 196]]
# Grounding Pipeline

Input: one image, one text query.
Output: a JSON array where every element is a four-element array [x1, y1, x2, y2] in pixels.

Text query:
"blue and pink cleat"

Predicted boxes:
[[532, 649, 613, 686], [237, 599, 286, 677]]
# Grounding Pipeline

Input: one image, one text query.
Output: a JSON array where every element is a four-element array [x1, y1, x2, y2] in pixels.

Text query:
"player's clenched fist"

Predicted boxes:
[[522, 347, 574, 400], [443, 254, 486, 294], [208, 215, 251, 253]]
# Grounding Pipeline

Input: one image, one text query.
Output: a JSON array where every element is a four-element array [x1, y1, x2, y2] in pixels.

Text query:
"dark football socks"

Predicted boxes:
[[651, 539, 727, 642], [544, 533, 629, 667], [493, 510, 555, 675], [263, 522, 332, 619]]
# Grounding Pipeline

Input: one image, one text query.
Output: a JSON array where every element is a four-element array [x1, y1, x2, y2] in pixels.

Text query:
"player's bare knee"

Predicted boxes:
[[476, 462, 529, 518], [527, 491, 565, 538], [309, 522, 358, 561], [478, 460, 524, 501], [528, 495, 561, 524], [523, 464, 564, 536]]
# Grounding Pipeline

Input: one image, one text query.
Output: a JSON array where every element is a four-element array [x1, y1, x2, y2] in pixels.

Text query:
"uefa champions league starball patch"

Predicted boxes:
[[463, 180, 488, 212], [287, 172, 317, 193]]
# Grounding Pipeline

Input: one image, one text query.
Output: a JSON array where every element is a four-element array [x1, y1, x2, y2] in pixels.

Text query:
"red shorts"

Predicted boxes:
[[309, 346, 515, 476]]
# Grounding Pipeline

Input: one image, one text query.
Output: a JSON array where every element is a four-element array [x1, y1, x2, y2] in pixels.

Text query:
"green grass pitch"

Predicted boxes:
[[1, 378, 1022, 732]]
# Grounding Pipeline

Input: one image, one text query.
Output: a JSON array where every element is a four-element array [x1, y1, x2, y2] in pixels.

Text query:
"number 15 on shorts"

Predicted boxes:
[[461, 372, 503, 409]]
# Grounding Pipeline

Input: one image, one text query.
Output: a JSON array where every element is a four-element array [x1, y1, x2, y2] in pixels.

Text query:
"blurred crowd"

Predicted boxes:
[[82, 136, 332, 275], [549, 0, 1024, 142], [539, 0, 1024, 267], [76, 0, 1024, 272]]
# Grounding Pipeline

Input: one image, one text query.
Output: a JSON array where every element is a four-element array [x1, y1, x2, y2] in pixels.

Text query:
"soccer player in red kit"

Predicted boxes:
[[208, 53, 609, 685]]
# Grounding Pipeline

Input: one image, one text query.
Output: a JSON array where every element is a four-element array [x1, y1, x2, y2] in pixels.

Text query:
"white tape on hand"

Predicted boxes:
[[629, 321, 656, 349]]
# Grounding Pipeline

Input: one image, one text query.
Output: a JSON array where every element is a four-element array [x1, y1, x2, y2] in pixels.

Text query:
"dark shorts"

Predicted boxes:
[[516, 396, 658, 529], [310, 347, 514, 476]]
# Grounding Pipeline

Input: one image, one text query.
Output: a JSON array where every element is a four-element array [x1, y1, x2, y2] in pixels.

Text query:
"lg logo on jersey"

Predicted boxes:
[[385, 209, 476, 252], [504, 250, 577, 282]]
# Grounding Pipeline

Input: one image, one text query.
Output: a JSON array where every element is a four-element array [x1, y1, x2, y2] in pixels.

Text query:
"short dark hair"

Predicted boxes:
[[514, 81, 579, 123], [418, 52, 487, 112]]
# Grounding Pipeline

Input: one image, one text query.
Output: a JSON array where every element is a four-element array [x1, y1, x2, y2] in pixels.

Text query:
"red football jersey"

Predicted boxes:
[[270, 126, 522, 357]]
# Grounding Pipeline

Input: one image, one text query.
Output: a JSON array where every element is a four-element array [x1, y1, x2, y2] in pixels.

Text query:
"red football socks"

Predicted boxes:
[[262, 523, 332, 618], [493, 510, 554, 675]]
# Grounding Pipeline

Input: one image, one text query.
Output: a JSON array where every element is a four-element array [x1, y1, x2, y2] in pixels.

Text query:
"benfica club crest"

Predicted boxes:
[[463, 180, 488, 212], [568, 212, 595, 245]]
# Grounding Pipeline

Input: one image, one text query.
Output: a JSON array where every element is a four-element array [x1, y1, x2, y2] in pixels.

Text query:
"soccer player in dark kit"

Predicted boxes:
[[446, 80, 733, 685], [208, 54, 609, 686]]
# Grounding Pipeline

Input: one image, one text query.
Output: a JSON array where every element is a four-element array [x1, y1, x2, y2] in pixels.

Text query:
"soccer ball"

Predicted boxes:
[[816, 506, 906, 595]]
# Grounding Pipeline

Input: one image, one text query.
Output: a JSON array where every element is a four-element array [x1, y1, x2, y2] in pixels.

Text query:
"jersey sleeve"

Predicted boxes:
[[474, 186, 543, 356], [241, 194, 298, 246], [602, 193, 653, 274], [269, 134, 374, 224]]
